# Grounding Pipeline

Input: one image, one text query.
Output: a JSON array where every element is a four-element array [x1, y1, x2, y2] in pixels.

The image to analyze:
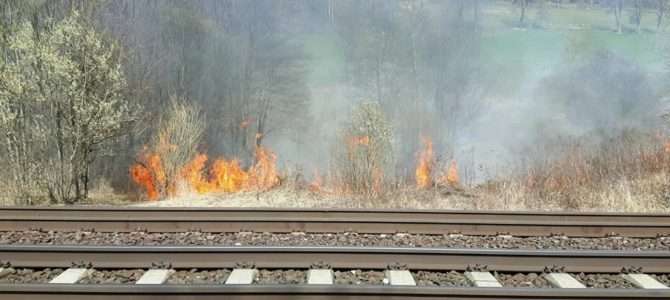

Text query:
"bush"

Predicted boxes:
[[132, 98, 204, 199], [0, 12, 135, 204], [332, 102, 393, 196]]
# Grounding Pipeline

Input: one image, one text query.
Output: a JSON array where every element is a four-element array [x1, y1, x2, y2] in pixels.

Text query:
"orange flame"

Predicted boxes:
[[129, 153, 166, 200], [308, 169, 323, 192], [438, 160, 460, 187], [247, 146, 280, 190], [415, 137, 434, 189], [210, 158, 248, 193], [130, 163, 158, 200], [348, 135, 370, 147], [130, 145, 280, 199], [180, 153, 211, 193]]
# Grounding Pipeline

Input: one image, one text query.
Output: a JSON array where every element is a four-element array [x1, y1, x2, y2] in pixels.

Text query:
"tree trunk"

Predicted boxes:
[[615, 0, 623, 34], [473, 0, 480, 29], [55, 104, 66, 203], [658, 0, 666, 30], [519, 0, 527, 26], [375, 56, 382, 104], [635, 0, 642, 33]]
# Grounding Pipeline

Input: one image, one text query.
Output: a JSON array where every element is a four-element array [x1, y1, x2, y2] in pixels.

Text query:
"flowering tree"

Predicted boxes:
[[0, 12, 136, 204]]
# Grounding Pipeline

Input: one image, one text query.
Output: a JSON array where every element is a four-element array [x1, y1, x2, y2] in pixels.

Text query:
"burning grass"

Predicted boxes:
[[126, 100, 670, 213], [135, 131, 670, 213], [130, 145, 280, 200], [415, 136, 460, 189]]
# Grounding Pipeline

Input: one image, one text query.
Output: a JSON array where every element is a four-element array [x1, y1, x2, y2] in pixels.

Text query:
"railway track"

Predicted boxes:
[[2, 207, 670, 299], [2, 285, 670, 300], [0, 245, 670, 299], [0, 245, 669, 272], [1, 207, 669, 237]]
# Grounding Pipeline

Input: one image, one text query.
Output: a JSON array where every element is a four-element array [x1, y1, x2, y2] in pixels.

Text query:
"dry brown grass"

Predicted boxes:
[[476, 132, 670, 212], [137, 132, 670, 213]]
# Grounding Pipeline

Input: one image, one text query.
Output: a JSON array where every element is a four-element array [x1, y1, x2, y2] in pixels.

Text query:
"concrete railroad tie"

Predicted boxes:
[[136, 269, 174, 285], [307, 269, 334, 285], [465, 271, 502, 287], [49, 268, 91, 284], [225, 268, 257, 285]]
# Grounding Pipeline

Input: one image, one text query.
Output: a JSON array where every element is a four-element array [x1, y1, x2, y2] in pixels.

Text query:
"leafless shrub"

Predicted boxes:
[[148, 98, 204, 197], [331, 102, 393, 197]]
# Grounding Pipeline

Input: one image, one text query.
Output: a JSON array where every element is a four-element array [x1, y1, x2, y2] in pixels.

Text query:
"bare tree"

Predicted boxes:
[[149, 98, 204, 197], [613, 0, 624, 33], [633, 0, 642, 33], [657, 0, 668, 30], [515, 0, 530, 27]]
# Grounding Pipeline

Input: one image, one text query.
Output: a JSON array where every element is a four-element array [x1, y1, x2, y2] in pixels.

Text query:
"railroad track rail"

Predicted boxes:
[[2, 207, 670, 299], [1, 207, 669, 237], [0, 245, 668, 272], [2, 285, 670, 300], [0, 245, 670, 299]]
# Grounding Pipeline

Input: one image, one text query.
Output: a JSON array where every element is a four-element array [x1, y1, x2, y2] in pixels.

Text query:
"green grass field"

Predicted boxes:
[[303, 1, 668, 88]]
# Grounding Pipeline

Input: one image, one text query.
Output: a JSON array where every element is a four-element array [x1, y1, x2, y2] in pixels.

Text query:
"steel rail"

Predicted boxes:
[[1, 285, 670, 300], [0, 207, 669, 237], [1, 245, 669, 273]]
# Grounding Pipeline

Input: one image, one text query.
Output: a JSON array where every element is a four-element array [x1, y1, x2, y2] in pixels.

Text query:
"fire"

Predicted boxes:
[[247, 146, 280, 189], [129, 153, 166, 200], [415, 136, 459, 188], [348, 135, 370, 147], [130, 162, 158, 200], [180, 153, 211, 193], [130, 145, 280, 199], [415, 137, 434, 188], [308, 169, 323, 192], [209, 158, 248, 193], [438, 160, 460, 187]]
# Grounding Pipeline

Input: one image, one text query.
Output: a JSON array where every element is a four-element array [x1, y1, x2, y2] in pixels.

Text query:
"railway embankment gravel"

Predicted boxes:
[[0, 268, 661, 287], [2, 230, 669, 250]]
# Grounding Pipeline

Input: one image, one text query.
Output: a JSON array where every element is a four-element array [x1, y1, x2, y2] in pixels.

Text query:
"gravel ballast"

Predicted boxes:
[[650, 274, 670, 286], [167, 269, 230, 284], [334, 269, 386, 285], [413, 270, 471, 287], [78, 269, 144, 284], [652, 274, 670, 286], [1, 231, 668, 250], [255, 269, 306, 284], [494, 272, 553, 288], [572, 273, 635, 288], [0, 267, 666, 287], [0, 268, 63, 283]]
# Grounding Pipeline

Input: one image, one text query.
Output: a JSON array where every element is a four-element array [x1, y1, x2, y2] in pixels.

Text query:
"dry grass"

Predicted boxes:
[[476, 174, 668, 212], [137, 132, 670, 213], [4, 129, 669, 213], [476, 132, 670, 212], [135, 173, 668, 213]]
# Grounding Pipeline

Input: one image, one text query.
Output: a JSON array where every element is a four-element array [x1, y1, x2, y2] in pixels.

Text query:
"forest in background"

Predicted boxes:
[[1, 0, 670, 211]]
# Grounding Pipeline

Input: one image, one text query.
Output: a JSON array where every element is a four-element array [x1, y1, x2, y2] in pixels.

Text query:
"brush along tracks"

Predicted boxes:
[[1, 246, 670, 299], [2, 207, 670, 237]]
